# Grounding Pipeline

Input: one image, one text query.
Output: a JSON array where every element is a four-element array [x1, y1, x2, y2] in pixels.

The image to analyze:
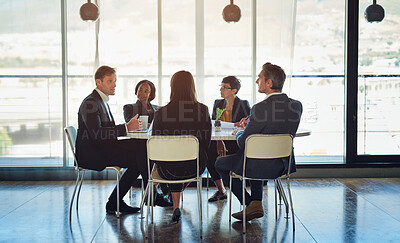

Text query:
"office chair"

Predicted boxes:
[[145, 135, 203, 239], [228, 134, 295, 233], [65, 126, 123, 221]]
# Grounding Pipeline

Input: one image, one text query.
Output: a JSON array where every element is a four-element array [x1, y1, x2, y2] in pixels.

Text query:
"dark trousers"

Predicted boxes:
[[107, 139, 148, 204], [215, 152, 263, 206], [154, 150, 207, 192], [155, 160, 200, 192], [206, 140, 239, 182]]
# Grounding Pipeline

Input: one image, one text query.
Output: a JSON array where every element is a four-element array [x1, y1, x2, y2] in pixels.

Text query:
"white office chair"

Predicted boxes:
[[65, 126, 123, 221], [145, 135, 203, 239], [229, 134, 295, 233]]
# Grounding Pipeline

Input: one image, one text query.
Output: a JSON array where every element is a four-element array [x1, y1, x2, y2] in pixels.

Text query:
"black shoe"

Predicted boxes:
[[172, 208, 181, 222], [208, 191, 227, 202], [159, 183, 170, 196], [106, 200, 140, 214], [144, 193, 173, 207], [155, 193, 173, 207]]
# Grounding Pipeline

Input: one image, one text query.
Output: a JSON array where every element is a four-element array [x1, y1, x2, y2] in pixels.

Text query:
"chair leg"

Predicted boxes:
[[287, 177, 295, 231], [116, 171, 120, 218], [140, 183, 150, 218], [76, 170, 85, 210], [229, 174, 232, 222], [151, 181, 154, 224], [206, 170, 210, 191], [146, 180, 152, 239], [274, 180, 278, 221], [141, 178, 145, 198], [197, 178, 203, 238], [69, 170, 81, 222], [242, 178, 246, 234], [277, 180, 289, 217], [181, 190, 184, 204]]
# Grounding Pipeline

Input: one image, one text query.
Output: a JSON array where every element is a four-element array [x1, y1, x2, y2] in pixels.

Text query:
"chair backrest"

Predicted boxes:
[[147, 135, 199, 161], [147, 135, 200, 178], [245, 134, 292, 159], [65, 126, 78, 165], [244, 134, 293, 177]]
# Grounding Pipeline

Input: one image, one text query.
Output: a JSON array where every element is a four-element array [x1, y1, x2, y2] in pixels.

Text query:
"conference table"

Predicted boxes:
[[126, 123, 310, 140]]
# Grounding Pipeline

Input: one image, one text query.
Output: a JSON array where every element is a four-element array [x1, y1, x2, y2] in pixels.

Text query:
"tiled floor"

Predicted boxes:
[[1, 178, 400, 242]]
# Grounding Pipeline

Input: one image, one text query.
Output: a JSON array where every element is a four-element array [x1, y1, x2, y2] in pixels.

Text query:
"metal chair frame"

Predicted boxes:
[[65, 126, 123, 221], [144, 135, 203, 239], [228, 134, 295, 234]]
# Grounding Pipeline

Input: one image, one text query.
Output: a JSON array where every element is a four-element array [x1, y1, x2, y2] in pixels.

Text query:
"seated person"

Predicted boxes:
[[123, 79, 158, 125], [152, 70, 212, 222], [123, 79, 172, 207], [215, 62, 302, 221], [76, 65, 143, 214], [207, 76, 250, 202]]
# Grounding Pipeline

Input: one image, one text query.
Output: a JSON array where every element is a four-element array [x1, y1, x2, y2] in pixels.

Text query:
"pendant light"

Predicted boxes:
[[223, 0, 241, 23], [365, 0, 385, 23], [80, 0, 99, 22]]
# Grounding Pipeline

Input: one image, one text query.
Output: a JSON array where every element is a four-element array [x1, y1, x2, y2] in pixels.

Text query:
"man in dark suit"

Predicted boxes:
[[76, 65, 143, 214], [215, 62, 303, 221]]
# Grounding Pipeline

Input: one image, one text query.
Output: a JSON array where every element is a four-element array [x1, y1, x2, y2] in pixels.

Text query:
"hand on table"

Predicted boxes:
[[234, 117, 249, 129], [232, 127, 244, 135]]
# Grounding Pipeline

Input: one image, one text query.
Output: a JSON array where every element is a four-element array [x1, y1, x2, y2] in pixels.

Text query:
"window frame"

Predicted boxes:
[[346, 0, 400, 165]]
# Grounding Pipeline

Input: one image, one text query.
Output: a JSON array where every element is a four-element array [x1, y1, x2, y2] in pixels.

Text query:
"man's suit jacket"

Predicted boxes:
[[76, 90, 127, 171], [212, 96, 251, 123], [123, 100, 158, 123], [236, 93, 302, 177]]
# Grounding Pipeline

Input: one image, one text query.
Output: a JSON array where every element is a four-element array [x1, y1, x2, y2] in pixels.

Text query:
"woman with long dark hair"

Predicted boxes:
[[152, 71, 211, 222]]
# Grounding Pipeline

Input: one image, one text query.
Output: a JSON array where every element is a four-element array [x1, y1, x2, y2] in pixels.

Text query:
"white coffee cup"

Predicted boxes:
[[139, 115, 149, 129]]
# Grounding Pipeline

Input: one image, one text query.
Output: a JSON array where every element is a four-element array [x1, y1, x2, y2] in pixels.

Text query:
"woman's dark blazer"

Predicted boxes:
[[211, 96, 251, 123], [152, 101, 212, 174], [123, 100, 158, 123]]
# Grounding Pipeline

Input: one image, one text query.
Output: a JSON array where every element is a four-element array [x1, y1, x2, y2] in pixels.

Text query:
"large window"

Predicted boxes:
[[0, 0, 62, 166], [358, 0, 400, 155], [66, 0, 158, 166], [203, 0, 252, 109], [1, 0, 399, 168], [291, 0, 346, 163]]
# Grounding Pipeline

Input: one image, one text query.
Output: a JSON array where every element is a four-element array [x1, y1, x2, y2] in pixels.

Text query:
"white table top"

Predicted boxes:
[[125, 127, 310, 140]]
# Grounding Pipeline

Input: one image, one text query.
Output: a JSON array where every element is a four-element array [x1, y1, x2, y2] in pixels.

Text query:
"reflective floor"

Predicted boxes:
[[1, 178, 400, 242]]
